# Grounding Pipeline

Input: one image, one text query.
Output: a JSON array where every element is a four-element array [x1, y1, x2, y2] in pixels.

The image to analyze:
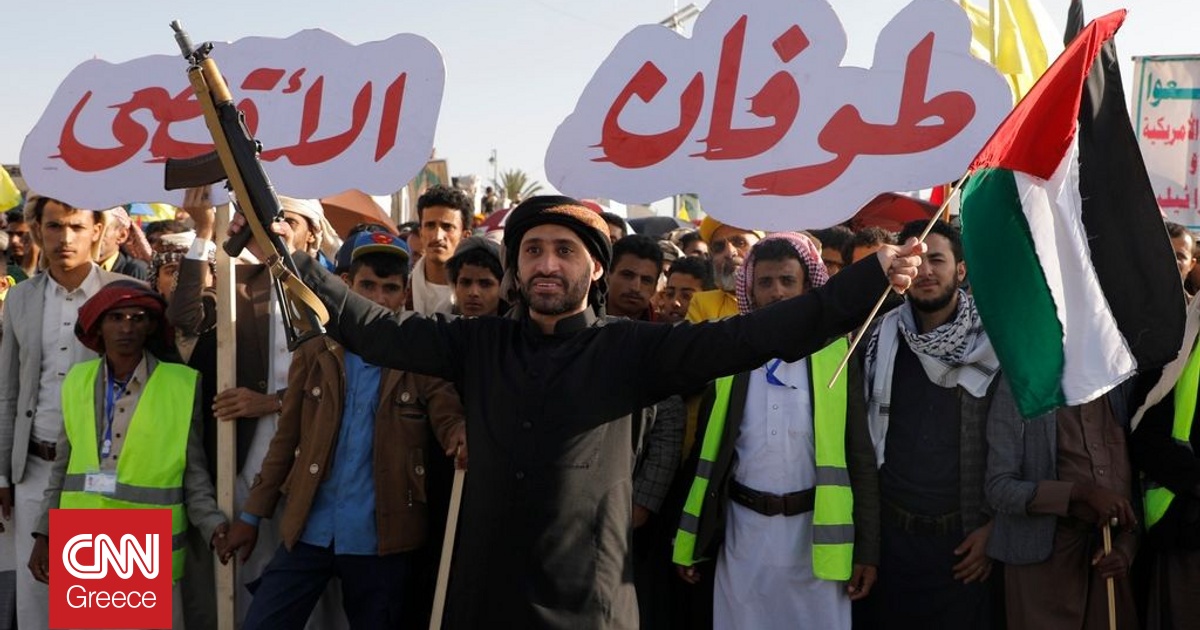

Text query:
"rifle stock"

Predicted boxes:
[[167, 20, 328, 350]]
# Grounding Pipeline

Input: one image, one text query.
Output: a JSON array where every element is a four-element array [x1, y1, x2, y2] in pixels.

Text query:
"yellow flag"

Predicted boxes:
[[960, 0, 1059, 104], [678, 193, 701, 222], [0, 168, 21, 212]]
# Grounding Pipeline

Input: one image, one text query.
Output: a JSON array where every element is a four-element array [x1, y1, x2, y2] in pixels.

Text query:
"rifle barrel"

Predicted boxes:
[[169, 21, 194, 59]]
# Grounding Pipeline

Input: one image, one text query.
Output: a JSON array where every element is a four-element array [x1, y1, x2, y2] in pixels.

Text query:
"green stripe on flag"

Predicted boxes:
[[961, 167, 1066, 417]]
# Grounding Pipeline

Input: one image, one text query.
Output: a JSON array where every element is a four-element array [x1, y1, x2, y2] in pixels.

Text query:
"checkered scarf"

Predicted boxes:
[[734, 232, 828, 314], [863, 290, 998, 465]]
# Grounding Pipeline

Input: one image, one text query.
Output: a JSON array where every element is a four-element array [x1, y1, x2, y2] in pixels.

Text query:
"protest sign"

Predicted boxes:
[[1133, 55, 1200, 227], [546, 0, 1011, 231], [20, 29, 444, 209]]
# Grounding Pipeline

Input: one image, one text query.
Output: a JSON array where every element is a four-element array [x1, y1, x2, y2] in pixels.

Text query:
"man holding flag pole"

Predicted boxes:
[[961, 1, 1185, 628]]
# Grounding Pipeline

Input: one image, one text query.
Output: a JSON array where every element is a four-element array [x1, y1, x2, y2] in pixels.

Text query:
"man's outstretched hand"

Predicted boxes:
[[875, 237, 927, 294]]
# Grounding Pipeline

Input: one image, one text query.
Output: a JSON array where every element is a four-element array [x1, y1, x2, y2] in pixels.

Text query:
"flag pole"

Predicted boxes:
[[826, 177, 969, 388]]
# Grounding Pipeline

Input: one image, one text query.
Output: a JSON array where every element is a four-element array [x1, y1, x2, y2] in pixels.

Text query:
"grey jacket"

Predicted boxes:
[[0, 266, 124, 485], [985, 374, 1133, 564]]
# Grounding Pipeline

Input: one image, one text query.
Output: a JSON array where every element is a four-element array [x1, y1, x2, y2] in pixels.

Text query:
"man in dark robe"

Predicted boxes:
[[232, 195, 924, 629]]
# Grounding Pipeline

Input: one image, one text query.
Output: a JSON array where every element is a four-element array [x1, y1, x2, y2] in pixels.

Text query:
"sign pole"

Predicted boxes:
[[214, 204, 237, 630]]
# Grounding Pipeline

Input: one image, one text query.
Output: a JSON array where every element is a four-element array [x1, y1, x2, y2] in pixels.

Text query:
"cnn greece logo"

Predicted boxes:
[[63, 533, 159, 580], [50, 509, 172, 629]]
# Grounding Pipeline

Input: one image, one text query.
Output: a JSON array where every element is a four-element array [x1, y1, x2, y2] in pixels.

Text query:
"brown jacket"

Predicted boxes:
[[242, 335, 465, 555]]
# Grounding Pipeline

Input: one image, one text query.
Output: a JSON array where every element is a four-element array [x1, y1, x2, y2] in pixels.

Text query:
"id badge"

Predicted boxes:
[[83, 472, 117, 495]]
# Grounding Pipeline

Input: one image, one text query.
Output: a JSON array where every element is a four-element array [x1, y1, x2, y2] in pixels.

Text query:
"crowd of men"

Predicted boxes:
[[0, 185, 1197, 630]]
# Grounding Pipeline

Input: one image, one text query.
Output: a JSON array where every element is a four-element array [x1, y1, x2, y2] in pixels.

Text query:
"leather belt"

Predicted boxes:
[[28, 439, 56, 462], [729, 479, 815, 517], [882, 500, 961, 536]]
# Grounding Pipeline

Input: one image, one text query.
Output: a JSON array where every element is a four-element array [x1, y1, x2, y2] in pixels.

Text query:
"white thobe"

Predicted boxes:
[[409, 257, 455, 315], [714, 358, 850, 630]]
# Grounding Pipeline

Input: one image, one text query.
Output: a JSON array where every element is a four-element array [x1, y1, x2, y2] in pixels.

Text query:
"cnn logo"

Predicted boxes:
[[63, 533, 159, 580], [50, 509, 172, 629]]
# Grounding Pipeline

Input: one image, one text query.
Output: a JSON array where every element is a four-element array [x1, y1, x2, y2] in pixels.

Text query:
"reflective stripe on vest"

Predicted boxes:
[[809, 339, 854, 580], [1144, 340, 1200, 530], [673, 339, 855, 580], [59, 359, 196, 581], [673, 376, 734, 568]]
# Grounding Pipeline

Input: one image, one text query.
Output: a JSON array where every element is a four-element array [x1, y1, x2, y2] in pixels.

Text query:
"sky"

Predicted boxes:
[[2, 0, 1196, 205]]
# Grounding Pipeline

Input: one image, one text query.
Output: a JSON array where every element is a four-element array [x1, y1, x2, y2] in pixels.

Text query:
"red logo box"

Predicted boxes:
[[50, 509, 172, 629]]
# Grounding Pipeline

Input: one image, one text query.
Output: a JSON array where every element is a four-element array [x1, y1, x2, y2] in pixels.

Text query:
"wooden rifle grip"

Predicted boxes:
[[199, 58, 233, 104]]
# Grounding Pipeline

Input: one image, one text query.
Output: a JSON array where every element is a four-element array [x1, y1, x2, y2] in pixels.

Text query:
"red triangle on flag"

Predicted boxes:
[[969, 10, 1126, 179]]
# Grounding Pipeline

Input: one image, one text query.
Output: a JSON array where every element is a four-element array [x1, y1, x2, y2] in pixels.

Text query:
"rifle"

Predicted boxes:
[[164, 20, 328, 350]]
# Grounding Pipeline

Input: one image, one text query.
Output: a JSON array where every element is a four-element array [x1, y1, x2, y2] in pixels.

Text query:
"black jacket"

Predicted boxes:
[[1130, 374, 1200, 550]]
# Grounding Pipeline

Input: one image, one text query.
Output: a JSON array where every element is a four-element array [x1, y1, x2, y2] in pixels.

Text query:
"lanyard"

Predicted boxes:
[[102, 370, 132, 461], [764, 359, 796, 389]]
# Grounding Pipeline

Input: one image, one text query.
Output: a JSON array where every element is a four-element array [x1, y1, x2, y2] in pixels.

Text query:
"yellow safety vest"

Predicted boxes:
[[60, 359, 195, 581], [674, 339, 855, 580], [1144, 341, 1200, 530]]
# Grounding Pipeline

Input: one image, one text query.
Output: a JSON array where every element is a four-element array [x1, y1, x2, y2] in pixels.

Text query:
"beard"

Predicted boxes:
[[522, 271, 592, 316], [909, 280, 961, 313], [715, 257, 738, 292]]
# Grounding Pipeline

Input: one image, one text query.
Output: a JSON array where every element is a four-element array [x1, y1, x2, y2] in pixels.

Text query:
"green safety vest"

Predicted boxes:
[[60, 359, 196, 581], [1144, 340, 1200, 530], [674, 339, 855, 580]]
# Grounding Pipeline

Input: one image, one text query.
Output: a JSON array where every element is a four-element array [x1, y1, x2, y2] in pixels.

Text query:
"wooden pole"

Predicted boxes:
[[827, 178, 969, 387], [1103, 520, 1116, 630], [429, 457, 466, 630], [214, 204, 237, 630]]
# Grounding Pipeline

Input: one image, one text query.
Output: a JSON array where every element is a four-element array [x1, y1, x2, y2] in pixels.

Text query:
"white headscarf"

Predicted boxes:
[[277, 196, 341, 260]]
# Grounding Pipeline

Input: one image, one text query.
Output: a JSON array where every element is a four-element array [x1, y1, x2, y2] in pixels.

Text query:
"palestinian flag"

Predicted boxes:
[[960, 6, 1185, 418]]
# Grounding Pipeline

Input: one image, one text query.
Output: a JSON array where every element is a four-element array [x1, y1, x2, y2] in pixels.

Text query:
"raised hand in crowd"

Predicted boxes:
[[876, 237, 926, 294], [183, 186, 216, 240]]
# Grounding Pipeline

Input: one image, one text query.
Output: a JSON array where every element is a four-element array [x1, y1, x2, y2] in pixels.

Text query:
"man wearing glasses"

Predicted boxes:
[[686, 216, 762, 322]]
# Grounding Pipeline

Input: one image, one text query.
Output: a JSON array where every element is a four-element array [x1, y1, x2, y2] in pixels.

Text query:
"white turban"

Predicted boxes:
[[278, 196, 341, 258]]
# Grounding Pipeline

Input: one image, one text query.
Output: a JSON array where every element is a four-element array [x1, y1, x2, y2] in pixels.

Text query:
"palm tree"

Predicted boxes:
[[494, 169, 544, 204]]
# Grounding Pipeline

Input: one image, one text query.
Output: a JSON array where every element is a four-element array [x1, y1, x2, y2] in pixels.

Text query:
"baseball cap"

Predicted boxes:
[[339, 231, 410, 268]]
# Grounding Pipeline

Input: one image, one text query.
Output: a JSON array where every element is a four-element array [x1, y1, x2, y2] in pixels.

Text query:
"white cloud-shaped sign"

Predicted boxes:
[[20, 29, 444, 209], [546, 0, 1011, 231]]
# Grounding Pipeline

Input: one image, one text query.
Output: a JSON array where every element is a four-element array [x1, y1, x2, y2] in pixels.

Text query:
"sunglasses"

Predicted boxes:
[[710, 235, 752, 254]]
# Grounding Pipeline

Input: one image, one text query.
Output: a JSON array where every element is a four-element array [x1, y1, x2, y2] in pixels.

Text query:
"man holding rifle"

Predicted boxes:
[[169, 21, 922, 628], [169, 188, 344, 624]]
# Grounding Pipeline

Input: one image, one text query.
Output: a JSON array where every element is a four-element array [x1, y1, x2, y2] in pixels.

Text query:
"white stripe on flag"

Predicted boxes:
[[1013, 137, 1135, 405]]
